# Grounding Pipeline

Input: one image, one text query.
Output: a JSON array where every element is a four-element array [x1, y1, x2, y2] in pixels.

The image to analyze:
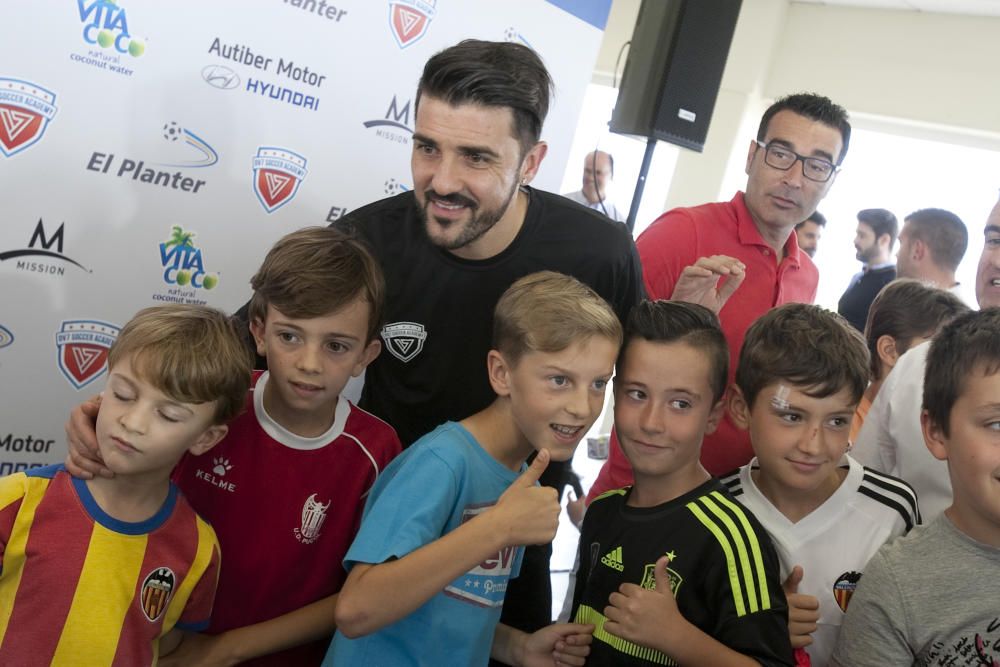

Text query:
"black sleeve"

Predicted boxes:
[[569, 510, 597, 620]]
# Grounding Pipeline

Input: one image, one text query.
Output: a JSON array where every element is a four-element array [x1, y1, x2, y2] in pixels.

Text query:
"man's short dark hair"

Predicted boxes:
[[924, 308, 1000, 436], [416, 39, 553, 154], [904, 208, 969, 273], [757, 93, 851, 165], [796, 211, 827, 230], [858, 208, 899, 246], [618, 300, 729, 403], [737, 303, 869, 409]]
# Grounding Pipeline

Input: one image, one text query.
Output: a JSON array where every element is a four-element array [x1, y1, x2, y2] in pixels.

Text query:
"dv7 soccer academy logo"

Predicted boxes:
[[252, 147, 307, 213], [389, 0, 436, 49], [0, 78, 58, 158], [55, 320, 120, 389]]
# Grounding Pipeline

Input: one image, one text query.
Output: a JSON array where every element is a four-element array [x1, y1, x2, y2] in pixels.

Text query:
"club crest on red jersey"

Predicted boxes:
[[295, 493, 330, 544], [140, 567, 175, 622], [55, 320, 120, 389], [381, 321, 427, 363], [251, 146, 307, 213], [833, 570, 862, 612], [0, 78, 58, 158], [388, 0, 436, 49]]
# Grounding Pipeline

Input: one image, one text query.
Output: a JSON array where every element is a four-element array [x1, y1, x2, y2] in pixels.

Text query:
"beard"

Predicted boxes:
[[418, 180, 520, 251]]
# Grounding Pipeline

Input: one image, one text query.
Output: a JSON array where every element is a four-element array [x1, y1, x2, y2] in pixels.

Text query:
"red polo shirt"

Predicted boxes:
[[590, 192, 818, 499]]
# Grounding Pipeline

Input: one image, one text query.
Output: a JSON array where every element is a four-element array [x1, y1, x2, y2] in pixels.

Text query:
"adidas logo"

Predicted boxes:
[[600, 546, 624, 572]]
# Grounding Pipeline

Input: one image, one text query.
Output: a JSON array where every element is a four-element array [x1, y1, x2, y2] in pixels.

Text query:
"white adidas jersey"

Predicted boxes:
[[721, 455, 919, 667]]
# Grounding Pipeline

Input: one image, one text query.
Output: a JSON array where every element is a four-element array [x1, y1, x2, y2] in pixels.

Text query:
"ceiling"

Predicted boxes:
[[793, 0, 1000, 17]]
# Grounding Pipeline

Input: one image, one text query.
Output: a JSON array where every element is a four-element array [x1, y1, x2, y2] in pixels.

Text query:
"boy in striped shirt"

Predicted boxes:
[[570, 300, 794, 666], [0, 305, 252, 665], [722, 304, 919, 666]]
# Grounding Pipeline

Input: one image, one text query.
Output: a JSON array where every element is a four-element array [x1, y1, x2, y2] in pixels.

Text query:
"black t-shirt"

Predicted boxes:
[[335, 187, 644, 447], [571, 479, 794, 667], [837, 265, 896, 332]]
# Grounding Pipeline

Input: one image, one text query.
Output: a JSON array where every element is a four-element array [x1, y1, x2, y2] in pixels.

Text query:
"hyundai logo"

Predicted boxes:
[[201, 65, 240, 90]]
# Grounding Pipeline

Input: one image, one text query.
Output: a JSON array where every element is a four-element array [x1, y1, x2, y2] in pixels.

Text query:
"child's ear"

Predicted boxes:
[[189, 424, 229, 457], [921, 409, 949, 462], [352, 339, 382, 377], [705, 397, 726, 435], [487, 350, 513, 397], [876, 335, 900, 372], [727, 384, 751, 431], [249, 318, 267, 357]]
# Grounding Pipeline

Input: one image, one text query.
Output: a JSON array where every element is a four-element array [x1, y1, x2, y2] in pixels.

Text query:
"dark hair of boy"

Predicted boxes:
[[247, 226, 385, 343], [923, 308, 1000, 436], [757, 92, 851, 164], [864, 279, 969, 379], [737, 303, 870, 409], [618, 300, 729, 403], [416, 39, 553, 156]]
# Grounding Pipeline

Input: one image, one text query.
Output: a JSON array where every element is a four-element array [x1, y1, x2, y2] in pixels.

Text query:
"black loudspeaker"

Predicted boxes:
[[610, 0, 742, 152]]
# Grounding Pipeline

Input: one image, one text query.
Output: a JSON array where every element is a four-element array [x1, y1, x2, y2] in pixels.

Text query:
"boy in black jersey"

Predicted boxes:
[[571, 300, 793, 667]]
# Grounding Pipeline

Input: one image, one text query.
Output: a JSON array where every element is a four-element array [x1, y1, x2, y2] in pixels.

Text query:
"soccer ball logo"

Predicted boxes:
[[163, 121, 182, 142]]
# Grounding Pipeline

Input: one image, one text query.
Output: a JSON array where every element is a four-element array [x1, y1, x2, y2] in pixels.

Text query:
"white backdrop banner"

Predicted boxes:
[[0, 0, 611, 473]]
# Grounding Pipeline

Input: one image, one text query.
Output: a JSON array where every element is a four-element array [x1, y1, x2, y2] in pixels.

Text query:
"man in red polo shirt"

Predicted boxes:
[[590, 93, 850, 497]]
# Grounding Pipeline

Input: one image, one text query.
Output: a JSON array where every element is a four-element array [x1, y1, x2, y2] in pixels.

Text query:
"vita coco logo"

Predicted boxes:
[[78, 0, 145, 57], [156, 226, 219, 302]]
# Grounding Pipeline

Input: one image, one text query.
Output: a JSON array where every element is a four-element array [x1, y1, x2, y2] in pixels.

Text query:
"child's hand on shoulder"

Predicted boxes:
[[604, 555, 685, 654], [783, 565, 819, 648], [490, 449, 560, 546]]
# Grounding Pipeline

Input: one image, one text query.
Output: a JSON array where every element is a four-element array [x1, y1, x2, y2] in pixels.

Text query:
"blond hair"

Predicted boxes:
[[248, 226, 385, 342], [493, 271, 622, 364], [108, 305, 253, 423]]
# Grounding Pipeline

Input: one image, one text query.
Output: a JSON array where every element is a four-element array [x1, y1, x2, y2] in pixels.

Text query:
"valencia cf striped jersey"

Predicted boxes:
[[571, 477, 794, 667], [720, 455, 919, 667], [0, 464, 220, 666]]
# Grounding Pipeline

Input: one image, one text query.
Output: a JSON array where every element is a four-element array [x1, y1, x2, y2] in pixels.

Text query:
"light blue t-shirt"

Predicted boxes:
[[324, 422, 525, 667]]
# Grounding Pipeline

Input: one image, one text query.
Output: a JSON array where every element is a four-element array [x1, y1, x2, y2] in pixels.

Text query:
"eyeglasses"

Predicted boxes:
[[754, 140, 839, 183]]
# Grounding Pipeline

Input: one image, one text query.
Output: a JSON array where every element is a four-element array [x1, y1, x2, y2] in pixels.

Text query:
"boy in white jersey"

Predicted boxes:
[[722, 303, 919, 666]]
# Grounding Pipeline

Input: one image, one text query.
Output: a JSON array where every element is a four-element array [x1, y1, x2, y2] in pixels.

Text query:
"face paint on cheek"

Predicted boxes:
[[771, 384, 791, 411]]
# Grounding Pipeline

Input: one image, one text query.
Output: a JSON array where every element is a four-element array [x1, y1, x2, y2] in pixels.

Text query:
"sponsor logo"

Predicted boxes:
[[0, 78, 58, 158], [252, 146, 307, 213], [326, 205, 349, 223], [833, 571, 862, 612], [0, 219, 91, 276], [282, 0, 349, 22], [212, 457, 232, 476], [0, 461, 46, 476], [55, 319, 120, 389], [503, 27, 533, 48], [363, 95, 413, 145], [0, 324, 12, 349], [206, 39, 325, 111], [388, 0, 436, 49], [295, 493, 330, 544], [0, 434, 54, 453], [71, 0, 146, 77], [85, 121, 215, 194], [600, 545, 624, 571], [140, 567, 174, 622], [384, 177, 410, 196], [201, 64, 240, 89], [152, 225, 219, 306], [445, 503, 516, 607], [381, 322, 426, 362]]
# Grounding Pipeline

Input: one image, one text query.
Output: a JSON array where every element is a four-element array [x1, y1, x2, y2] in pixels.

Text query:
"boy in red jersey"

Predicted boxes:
[[0, 305, 252, 665], [65, 227, 402, 665]]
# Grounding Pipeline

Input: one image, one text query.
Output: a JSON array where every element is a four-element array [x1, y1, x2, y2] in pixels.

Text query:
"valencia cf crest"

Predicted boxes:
[[388, 0, 436, 49], [381, 321, 427, 363], [140, 567, 176, 622], [0, 78, 58, 158], [252, 146, 308, 213], [833, 571, 862, 612], [55, 320, 120, 390]]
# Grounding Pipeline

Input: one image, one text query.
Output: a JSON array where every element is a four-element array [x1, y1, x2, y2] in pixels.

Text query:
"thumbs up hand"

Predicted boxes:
[[783, 565, 819, 648], [603, 555, 681, 654], [491, 449, 560, 547]]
